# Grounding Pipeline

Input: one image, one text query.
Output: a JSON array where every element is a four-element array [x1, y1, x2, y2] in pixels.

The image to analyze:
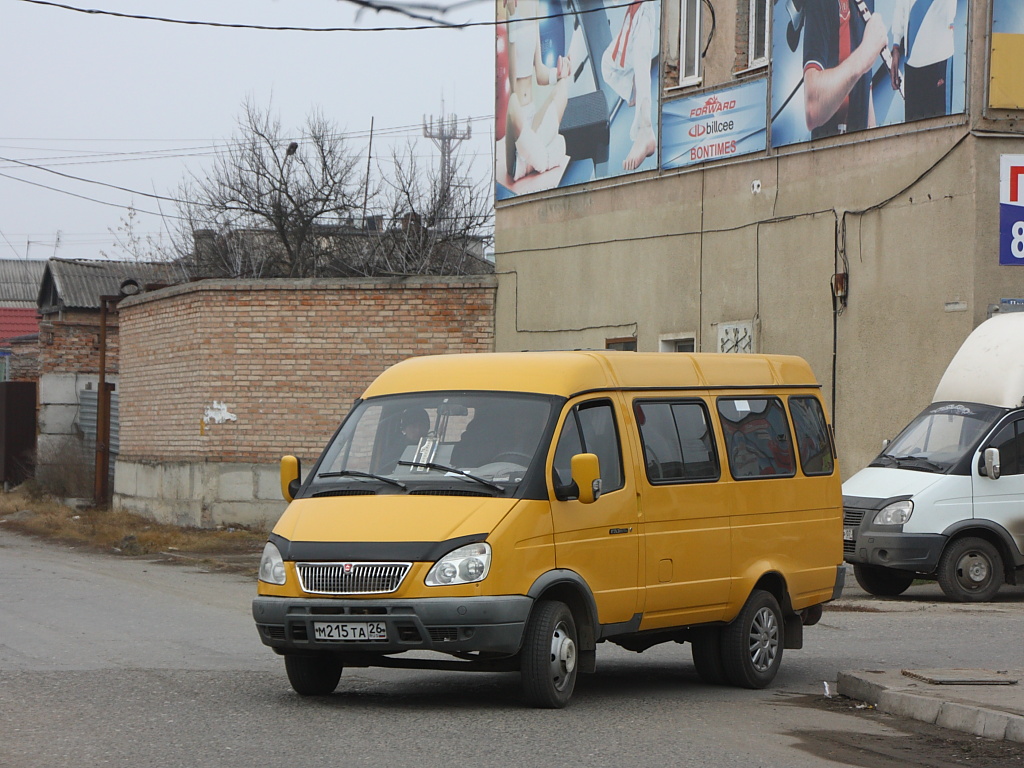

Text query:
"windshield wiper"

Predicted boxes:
[[317, 470, 407, 490], [397, 461, 504, 492], [874, 453, 944, 472]]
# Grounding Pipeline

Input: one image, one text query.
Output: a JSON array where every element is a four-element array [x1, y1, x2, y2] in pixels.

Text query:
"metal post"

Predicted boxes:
[[93, 296, 118, 506]]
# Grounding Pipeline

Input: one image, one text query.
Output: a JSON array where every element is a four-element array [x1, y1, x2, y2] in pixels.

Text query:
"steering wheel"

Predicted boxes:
[[491, 451, 532, 464]]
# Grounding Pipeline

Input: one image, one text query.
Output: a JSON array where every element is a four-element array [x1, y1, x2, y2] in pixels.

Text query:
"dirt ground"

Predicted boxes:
[[791, 694, 1024, 767]]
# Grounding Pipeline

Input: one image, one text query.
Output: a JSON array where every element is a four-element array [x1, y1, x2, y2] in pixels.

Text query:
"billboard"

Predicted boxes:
[[771, 0, 968, 148], [495, 0, 661, 200], [661, 79, 768, 170], [990, 0, 1024, 109], [1000, 155, 1024, 266]]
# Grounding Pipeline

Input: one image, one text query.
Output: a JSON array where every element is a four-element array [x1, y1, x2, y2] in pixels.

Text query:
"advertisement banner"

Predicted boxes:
[[990, 0, 1024, 109], [495, 0, 661, 200], [661, 80, 767, 170], [771, 0, 968, 148], [1000, 155, 1024, 266]]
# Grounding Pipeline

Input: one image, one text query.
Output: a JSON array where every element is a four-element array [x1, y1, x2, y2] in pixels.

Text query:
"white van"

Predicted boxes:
[[843, 312, 1024, 602]]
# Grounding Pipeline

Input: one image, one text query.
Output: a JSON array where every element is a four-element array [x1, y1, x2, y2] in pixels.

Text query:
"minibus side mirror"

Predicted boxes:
[[983, 447, 1001, 480], [881, 438, 890, 450], [571, 453, 602, 504], [281, 455, 302, 501]]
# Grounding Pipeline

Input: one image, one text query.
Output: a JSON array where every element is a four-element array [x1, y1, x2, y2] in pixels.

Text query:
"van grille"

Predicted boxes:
[[297, 562, 411, 595], [843, 508, 866, 554]]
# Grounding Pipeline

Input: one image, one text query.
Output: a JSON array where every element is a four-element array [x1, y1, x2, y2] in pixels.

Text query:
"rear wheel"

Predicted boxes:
[[722, 590, 783, 689], [690, 627, 727, 685], [937, 537, 1003, 602], [853, 564, 915, 597], [284, 653, 344, 696], [520, 600, 578, 708]]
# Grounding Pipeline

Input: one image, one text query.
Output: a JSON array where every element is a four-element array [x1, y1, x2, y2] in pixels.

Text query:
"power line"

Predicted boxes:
[[0, 154, 189, 203], [15, 0, 649, 33], [0, 171, 178, 218]]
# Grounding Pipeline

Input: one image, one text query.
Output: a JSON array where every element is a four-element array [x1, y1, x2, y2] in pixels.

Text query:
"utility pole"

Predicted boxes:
[[423, 100, 471, 231]]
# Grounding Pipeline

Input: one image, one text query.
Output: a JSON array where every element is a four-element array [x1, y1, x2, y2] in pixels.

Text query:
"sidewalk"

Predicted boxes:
[[838, 668, 1024, 744]]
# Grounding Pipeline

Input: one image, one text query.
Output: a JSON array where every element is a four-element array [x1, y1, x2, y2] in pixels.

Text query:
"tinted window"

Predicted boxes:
[[988, 420, 1023, 476], [553, 400, 624, 493], [635, 400, 719, 483], [789, 396, 835, 476], [717, 397, 795, 479]]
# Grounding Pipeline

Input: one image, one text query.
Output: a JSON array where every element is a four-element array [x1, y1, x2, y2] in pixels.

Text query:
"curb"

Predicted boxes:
[[838, 670, 1024, 743]]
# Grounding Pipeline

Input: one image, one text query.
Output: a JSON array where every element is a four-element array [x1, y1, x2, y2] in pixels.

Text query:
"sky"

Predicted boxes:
[[0, 0, 496, 262]]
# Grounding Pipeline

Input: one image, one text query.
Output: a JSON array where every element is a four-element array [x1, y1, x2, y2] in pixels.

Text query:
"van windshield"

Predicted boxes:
[[310, 392, 558, 495], [870, 402, 1005, 473]]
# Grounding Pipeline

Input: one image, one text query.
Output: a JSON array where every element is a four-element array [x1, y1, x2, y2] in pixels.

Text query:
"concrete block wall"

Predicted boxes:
[[113, 276, 496, 526]]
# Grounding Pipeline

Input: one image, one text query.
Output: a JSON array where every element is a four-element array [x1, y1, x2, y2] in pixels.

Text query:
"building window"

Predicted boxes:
[[680, 0, 702, 84], [659, 335, 696, 353], [606, 337, 638, 351], [748, 0, 769, 67]]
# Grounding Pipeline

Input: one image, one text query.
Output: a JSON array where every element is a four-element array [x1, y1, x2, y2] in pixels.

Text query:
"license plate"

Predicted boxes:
[[313, 621, 387, 641], [843, 527, 854, 541]]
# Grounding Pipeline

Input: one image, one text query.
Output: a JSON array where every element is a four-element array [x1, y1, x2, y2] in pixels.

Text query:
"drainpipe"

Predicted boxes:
[[93, 279, 142, 507]]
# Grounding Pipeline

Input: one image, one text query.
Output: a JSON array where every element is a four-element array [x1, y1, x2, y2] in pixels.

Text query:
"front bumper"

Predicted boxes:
[[252, 595, 533, 656]]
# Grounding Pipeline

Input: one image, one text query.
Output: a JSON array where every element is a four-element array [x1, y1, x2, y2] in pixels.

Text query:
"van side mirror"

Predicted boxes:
[[983, 447, 1001, 480], [881, 438, 890, 450], [281, 455, 301, 501], [571, 453, 602, 504]]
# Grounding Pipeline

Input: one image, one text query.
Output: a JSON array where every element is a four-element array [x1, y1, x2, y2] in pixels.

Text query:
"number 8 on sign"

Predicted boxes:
[[1014, 221, 1024, 259]]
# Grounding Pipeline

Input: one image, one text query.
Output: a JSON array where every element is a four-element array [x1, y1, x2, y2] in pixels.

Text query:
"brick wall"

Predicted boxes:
[[38, 310, 119, 376], [117, 276, 496, 465], [5, 337, 40, 382]]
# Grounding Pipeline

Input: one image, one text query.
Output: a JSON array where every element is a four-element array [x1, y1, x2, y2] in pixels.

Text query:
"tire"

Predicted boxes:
[[721, 590, 783, 689], [853, 564, 915, 597], [520, 600, 579, 708], [937, 537, 1003, 602], [284, 653, 344, 696], [690, 627, 728, 685]]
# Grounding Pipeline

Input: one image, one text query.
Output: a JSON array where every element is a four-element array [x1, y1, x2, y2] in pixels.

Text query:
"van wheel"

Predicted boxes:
[[853, 564, 914, 597], [690, 627, 727, 685], [937, 537, 1003, 602], [284, 653, 344, 696], [520, 600, 578, 708], [722, 590, 783, 689]]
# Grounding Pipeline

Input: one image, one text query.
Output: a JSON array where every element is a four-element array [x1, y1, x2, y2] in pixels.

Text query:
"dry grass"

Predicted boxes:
[[0, 483, 268, 558]]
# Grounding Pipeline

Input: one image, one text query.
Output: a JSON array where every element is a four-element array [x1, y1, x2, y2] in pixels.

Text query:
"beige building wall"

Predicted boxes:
[[496, 16, 1024, 477]]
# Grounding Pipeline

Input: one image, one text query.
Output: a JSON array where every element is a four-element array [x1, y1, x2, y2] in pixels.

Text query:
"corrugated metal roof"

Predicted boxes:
[[0, 260, 47, 305], [40, 258, 179, 310], [0, 308, 39, 341]]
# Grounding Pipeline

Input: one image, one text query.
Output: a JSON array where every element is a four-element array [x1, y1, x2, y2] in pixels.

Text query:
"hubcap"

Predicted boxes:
[[748, 607, 779, 673], [956, 551, 991, 589], [549, 620, 576, 690]]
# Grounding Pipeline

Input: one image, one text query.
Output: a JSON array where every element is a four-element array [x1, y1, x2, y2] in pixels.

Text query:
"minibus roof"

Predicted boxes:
[[361, 351, 820, 399], [933, 312, 1024, 409]]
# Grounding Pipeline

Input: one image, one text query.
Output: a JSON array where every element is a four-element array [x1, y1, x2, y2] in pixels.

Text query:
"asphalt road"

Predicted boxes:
[[2, 527, 1023, 768]]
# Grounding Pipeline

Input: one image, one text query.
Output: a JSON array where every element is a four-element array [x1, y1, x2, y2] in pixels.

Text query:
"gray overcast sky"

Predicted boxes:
[[0, 0, 495, 261]]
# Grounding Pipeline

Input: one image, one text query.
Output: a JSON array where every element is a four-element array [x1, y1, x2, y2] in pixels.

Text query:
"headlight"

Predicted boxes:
[[874, 500, 913, 526], [258, 542, 287, 585], [425, 542, 491, 586]]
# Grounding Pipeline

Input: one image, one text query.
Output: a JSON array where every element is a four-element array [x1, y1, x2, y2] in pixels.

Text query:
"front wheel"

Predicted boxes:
[[853, 564, 915, 597], [721, 590, 783, 689], [520, 600, 578, 708], [284, 653, 344, 696], [937, 537, 1003, 602]]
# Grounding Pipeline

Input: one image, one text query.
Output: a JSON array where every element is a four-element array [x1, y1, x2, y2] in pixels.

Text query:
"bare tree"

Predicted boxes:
[[161, 101, 492, 279]]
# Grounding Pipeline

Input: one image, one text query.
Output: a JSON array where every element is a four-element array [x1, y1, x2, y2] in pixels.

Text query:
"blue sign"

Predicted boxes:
[[1000, 155, 1024, 266], [661, 79, 768, 170]]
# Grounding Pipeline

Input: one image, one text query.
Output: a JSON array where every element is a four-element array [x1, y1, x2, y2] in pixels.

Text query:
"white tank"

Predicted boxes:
[[932, 312, 1024, 409]]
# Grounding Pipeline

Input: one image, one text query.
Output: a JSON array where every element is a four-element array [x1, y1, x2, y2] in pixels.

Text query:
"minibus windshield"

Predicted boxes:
[[312, 392, 557, 494], [869, 402, 1004, 473]]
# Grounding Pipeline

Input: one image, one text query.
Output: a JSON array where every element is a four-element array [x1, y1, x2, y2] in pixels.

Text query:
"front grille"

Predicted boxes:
[[843, 508, 866, 554], [297, 562, 411, 595]]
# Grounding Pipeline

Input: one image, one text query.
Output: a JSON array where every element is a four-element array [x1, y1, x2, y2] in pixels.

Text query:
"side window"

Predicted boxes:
[[717, 397, 795, 479], [789, 396, 835, 476], [989, 421, 1023, 476], [679, 0, 702, 84], [635, 400, 719, 483], [553, 400, 625, 494]]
